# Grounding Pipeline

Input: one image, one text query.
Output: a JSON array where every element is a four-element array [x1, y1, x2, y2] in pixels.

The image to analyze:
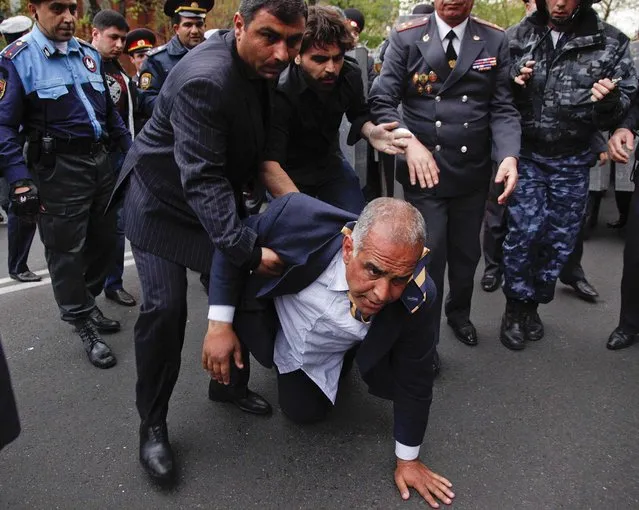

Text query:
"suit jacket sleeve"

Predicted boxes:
[[619, 91, 639, 132], [368, 29, 409, 128], [391, 276, 438, 447], [172, 76, 258, 268], [489, 34, 521, 164]]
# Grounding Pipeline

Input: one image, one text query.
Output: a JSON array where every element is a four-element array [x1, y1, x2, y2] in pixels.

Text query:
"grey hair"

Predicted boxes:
[[351, 198, 426, 255]]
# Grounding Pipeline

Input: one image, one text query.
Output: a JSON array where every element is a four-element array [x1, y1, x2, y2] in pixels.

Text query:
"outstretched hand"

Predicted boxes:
[[395, 459, 454, 508]]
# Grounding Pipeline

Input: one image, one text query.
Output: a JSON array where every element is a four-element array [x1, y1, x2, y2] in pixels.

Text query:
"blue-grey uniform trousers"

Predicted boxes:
[[503, 151, 592, 304]]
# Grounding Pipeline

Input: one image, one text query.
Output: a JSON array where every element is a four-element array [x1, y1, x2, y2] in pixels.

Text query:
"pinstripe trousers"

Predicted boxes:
[[131, 245, 188, 425]]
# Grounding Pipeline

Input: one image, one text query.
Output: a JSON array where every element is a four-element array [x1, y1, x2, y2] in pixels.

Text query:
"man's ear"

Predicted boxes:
[[233, 12, 244, 38], [173, 23, 180, 35], [342, 235, 353, 265], [91, 27, 99, 42]]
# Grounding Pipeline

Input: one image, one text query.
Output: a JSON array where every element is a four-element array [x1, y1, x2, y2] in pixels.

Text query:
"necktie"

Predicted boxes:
[[445, 30, 457, 69]]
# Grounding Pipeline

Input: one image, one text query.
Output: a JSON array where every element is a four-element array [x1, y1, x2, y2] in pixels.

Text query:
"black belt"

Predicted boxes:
[[522, 138, 589, 158], [53, 138, 105, 156]]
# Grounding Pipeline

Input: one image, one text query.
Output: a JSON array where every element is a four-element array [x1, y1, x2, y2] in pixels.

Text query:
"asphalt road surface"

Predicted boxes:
[[0, 195, 638, 510]]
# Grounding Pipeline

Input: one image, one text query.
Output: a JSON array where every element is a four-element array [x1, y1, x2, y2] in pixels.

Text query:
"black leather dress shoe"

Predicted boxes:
[[480, 273, 501, 293], [75, 320, 117, 369], [500, 303, 526, 350], [566, 279, 599, 302], [447, 319, 478, 346], [9, 270, 42, 282], [139, 422, 175, 484], [105, 288, 137, 307], [208, 380, 272, 415], [525, 309, 544, 341], [606, 327, 637, 350], [89, 307, 121, 333]]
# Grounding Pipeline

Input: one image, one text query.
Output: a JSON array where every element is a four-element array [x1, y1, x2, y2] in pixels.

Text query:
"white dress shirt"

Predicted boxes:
[[208, 250, 422, 461], [434, 12, 469, 55]]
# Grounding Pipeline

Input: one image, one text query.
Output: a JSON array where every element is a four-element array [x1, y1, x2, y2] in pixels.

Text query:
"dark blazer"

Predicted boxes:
[[209, 193, 438, 447], [114, 30, 268, 273], [369, 15, 521, 197], [0, 336, 20, 451]]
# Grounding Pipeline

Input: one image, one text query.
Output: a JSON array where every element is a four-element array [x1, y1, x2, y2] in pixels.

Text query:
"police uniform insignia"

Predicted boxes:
[[15, 41, 23, 46], [397, 16, 429, 32], [43, 46, 51, 58], [191, 1, 199, 7], [428, 71, 437, 82], [473, 35, 481, 41], [0, 39, 29, 59], [448, 59, 456, 69], [471, 17, 505, 31], [0, 79, 6, 100], [140, 72, 152, 90], [425, 84, 433, 94], [83, 55, 97, 72], [472, 57, 497, 71], [422, 34, 430, 42]]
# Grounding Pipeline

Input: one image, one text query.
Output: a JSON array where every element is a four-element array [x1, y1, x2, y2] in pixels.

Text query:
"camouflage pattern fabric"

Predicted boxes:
[[507, 8, 638, 157], [503, 150, 593, 304]]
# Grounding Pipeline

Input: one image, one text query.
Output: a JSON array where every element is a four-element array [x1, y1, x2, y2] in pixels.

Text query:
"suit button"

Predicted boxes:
[[435, 95, 441, 102], [462, 95, 468, 102], [461, 146, 468, 153], [435, 145, 442, 151], [435, 120, 442, 127], [464, 122, 469, 128]]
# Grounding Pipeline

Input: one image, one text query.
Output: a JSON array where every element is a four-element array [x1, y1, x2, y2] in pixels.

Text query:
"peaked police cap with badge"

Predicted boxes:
[[125, 28, 157, 55], [164, 0, 214, 19]]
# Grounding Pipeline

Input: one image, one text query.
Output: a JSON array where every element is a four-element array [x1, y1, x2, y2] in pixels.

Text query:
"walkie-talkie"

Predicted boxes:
[[40, 104, 56, 167]]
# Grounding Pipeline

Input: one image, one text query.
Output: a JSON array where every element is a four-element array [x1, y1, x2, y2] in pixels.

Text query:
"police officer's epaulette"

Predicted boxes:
[[0, 39, 29, 60], [472, 16, 505, 32], [147, 44, 167, 57], [396, 16, 429, 32], [76, 38, 98, 50]]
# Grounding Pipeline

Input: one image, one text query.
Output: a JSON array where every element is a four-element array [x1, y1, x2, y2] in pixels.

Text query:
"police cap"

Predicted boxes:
[[343, 8, 365, 33], [125, 28, 157, 54], [164, 0, 214, 19], [412, 4, 434, 14], [0, 15, 32, 35]]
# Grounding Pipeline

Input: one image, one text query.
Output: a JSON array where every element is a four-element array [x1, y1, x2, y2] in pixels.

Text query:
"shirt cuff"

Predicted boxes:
[[395, 441, 421, 461], [208, 305, 235, 323]]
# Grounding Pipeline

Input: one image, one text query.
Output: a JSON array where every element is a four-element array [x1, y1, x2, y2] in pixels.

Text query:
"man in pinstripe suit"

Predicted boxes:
[[113, 0, 307, 484]]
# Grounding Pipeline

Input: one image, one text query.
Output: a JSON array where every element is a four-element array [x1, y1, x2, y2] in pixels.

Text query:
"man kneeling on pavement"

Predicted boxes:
[[203, 194, 454, 508]]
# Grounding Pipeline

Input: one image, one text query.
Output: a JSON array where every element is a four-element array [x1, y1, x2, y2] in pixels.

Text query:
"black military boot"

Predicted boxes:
[[75, 319, 117, 369], [524, 302, 544, 341], [500, 299, 527, 350]]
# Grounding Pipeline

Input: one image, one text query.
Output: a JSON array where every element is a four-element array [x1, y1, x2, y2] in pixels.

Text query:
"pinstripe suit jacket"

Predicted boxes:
[[114, 30, 266, 272]]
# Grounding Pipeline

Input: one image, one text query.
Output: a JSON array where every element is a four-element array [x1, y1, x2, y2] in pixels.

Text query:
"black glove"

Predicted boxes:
[[9, 179, 40, 218], [594, 85, 621, 113]]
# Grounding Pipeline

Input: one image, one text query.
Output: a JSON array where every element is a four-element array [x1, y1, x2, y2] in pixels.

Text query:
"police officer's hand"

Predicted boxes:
[[9, 179, 40, 218], [514, 60, 535, 87], [404, 138, 440, 189], [590, 78, 618, 103], [394, 459, 454, 508], [367, 122, 412, 155], [598, 152, 609, 166], [608, 128, 635, 164], [255, 247, 285, 277], [202, 320, 243, 385], [495, 156, 518, 205]]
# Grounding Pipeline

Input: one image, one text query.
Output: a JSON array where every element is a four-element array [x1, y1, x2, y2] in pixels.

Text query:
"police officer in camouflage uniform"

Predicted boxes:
[[606, 93, 638, 350], [137, 0, 212, 118], [501, 0, 638, 350]]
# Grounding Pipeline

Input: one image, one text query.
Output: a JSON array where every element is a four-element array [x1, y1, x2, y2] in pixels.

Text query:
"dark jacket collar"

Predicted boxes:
[[167, 34, 188, 57]]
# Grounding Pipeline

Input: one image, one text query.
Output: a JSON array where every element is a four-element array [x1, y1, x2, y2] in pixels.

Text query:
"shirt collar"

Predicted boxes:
[[327, 250, 350, 292], [434, 12, 469, 44], [31, 23, 80, 58]]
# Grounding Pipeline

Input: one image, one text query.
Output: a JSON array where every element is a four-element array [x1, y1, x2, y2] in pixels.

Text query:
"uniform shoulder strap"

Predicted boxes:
[[0, 39, 29, 60], [471, 16, 505, 32], [397, 16, 430, 33], [147, 44, 167, 57]]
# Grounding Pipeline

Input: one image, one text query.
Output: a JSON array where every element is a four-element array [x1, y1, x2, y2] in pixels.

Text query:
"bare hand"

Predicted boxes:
[[590, 78, 617, 102], [514, 60, 535, 87], [202, 320, 243, 385], [395, 459, 454, 508], [14, 186, 29, 194], [608, 128, 635, 164], [255, 247, 284, 277], [598, 152, 609, 166], [367, 121, 413, 155], [495, 156, 518, 205], [404, 138, 440, 188]]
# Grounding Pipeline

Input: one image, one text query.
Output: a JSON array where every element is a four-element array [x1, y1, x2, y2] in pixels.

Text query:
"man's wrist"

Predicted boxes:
[[208, 305, 235, 323], [395, 441, 420, 461]]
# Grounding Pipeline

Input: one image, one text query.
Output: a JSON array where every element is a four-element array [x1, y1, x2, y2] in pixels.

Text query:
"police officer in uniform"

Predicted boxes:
[[370, 0, 521, 351], [0, 15, 41, 283], [137, 0, 212, 118], [606, 94, 639, 350], [0, 0, 132, 368], [125, 28, 156, 87], [503, 0, 637, 350]]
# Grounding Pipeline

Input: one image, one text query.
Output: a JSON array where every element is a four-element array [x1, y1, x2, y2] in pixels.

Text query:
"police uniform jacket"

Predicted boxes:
[[137, 35, 188, 118], [115, 30, 269, 273], [369, 15, 521, 197], [0, 24, 131, 185], [508, 8, 638, 158]]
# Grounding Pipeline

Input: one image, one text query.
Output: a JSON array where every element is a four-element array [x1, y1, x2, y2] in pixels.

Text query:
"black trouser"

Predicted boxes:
[[482, 168, 507, 278], [0, 336, 20, 451], [7, 205, 37, 275], [619, 185, 639, 334], [29, 148, 117, 322], [404, 187, 487, 343], [132, 244, 251, 425], [277, 369, 332, 424]]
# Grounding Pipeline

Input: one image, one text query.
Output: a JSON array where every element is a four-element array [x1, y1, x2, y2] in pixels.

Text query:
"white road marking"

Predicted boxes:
[[0, 255, 136, 297]]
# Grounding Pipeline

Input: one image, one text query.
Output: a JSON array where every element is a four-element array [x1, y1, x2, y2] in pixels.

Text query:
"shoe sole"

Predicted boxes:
[[208, 395, 273, 416], [105, 295, 137, 307], [91, 323, 121, 333], [140, 461, 175, 486], [500, 334, 525, 351], [90, 358, 117, 369]]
